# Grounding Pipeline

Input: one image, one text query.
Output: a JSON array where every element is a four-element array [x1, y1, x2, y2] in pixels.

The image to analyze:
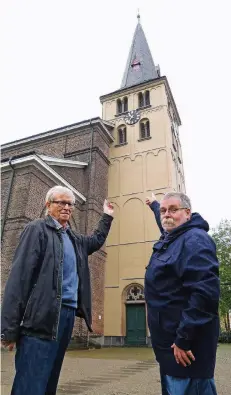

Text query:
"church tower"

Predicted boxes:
[[100, 15, 185, 346]]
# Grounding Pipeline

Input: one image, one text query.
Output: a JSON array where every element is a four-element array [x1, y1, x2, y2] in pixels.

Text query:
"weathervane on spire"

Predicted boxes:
[[137, 9, 140, 23]]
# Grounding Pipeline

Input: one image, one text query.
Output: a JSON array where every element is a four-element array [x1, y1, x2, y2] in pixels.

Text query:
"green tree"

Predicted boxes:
[[211, 219, 231, 331]]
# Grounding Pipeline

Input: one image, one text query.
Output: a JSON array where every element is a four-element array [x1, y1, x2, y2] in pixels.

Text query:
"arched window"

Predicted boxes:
[[139, 119, 150, 139], [138, 91, 150, 107], [145, 90, 150, 105], [126, 284, 144, 302], [123, 96, 128, 112], [117, 99, 122, 114], [118, 125, 127, 145], [138, 92, 144, 108]]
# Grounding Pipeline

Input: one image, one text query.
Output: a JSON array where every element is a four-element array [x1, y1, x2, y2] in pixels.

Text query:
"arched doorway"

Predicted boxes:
[[124, 284, 146, 346]]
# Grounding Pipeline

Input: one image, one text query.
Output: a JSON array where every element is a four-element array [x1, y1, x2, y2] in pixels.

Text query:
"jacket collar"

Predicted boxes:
[[45, 215, 70, 230], [153, 212, 209, 252]]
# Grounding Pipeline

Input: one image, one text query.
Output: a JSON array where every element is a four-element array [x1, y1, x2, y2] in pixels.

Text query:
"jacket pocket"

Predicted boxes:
[[156, 253, 171, 262], [145, 252, 171, 270]]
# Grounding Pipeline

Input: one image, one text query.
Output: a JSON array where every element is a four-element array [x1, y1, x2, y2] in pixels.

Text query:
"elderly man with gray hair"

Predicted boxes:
[[145, 192, 220, 395], [1, 185, 114, 395]]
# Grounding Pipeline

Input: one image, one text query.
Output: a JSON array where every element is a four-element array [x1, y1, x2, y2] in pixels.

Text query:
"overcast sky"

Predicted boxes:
[[1, 0, 230, 229]]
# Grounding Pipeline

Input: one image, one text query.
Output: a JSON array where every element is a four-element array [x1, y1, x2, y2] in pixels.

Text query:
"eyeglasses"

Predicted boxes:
[[51, 200, 75, 209], [160, 207, 188, 215]]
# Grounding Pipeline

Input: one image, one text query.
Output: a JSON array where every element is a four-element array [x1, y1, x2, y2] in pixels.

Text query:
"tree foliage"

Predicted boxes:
[[211, 219, 231, 330]]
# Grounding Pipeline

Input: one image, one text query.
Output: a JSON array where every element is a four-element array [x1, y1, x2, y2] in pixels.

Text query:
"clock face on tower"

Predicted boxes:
[[124, 110, 140, 125]]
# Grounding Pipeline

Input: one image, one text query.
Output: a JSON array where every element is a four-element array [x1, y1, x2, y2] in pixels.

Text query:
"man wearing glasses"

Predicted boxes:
[[145, 192, 219, 395], [1, 185, 114, 395]]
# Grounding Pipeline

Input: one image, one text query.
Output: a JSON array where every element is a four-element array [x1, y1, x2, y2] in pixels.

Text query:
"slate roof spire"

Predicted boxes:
[[121, 15, 160, 89]]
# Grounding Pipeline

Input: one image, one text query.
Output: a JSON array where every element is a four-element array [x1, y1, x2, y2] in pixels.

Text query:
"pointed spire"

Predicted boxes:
[[121, 16, 159, 89]]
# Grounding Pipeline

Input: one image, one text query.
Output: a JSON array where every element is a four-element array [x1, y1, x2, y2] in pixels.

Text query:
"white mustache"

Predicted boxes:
[[162, 218, 175, 226]]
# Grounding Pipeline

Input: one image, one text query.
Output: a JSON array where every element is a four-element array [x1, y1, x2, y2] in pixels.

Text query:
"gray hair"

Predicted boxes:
[[161, 192, 192, 210], [45, 185, 75, 214]]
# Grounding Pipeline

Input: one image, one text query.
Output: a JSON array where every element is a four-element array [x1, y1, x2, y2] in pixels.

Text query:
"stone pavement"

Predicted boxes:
[[1, 345, 231, 394]]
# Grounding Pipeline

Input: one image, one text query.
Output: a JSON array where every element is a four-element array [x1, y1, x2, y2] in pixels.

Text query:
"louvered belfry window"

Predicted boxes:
[[138, 90, 150, 108], [138, 92, 144, 108], [117, 99, 122, 114], [123, 97, 128, 112], [145, 90, 150, 105], [118, 125, 127, 145], [140, 119, 150, 139]]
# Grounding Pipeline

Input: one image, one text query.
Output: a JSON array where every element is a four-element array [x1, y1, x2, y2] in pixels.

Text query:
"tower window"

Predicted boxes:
[[139, 119, 150, 139], [117, 97, 128, 114], [118, 125, 127, 145], [145, 90, 150, 105], [138, 90, 150, 108], [117, 99, 122, 114], [123, 97, 128, 112], [138, 92, 144, 108]]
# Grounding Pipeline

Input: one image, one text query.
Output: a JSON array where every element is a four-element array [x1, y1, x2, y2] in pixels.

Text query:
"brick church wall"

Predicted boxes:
[[1, 121, 113, 338]]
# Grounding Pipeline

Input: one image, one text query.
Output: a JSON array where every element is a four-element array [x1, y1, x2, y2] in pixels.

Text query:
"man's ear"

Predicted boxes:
[[186, 209, 191, 219]]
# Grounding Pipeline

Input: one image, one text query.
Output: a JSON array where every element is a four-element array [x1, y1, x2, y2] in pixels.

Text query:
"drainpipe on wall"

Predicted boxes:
[[84, 119, 94, 234], [1, 158, 15, 239]]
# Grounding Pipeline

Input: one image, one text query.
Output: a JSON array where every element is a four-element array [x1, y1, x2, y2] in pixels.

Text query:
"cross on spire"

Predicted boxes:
[[137, 9, 140, 23]]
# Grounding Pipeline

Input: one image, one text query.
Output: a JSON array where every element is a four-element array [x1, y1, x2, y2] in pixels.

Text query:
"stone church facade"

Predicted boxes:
[[1, 17, 185, 346]]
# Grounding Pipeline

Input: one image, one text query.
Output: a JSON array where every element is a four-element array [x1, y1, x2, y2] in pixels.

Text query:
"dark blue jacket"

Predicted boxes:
[[145, 201, 220, 378]]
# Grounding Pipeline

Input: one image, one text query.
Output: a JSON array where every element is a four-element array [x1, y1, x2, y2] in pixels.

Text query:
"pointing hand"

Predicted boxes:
[[103, 199, 114, 217], [145, 192, 156, 206]]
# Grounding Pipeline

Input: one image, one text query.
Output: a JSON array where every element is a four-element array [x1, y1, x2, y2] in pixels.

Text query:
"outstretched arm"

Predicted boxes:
[[146, 193, 164, 234], [83, 200, 114, 255]]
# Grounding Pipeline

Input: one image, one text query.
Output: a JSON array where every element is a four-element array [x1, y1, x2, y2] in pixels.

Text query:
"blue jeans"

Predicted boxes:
[[161, 374, 217, 395], [11, 306, 75, 395]]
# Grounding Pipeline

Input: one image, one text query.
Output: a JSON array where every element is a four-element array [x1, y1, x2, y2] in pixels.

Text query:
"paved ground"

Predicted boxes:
[[1, 345, 231, 394]]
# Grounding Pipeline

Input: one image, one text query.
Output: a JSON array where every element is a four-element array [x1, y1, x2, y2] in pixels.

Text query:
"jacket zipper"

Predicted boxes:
[[53, 232, 63, 340], [21, 284, 37, 325], [54, 265, 63, 340]]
